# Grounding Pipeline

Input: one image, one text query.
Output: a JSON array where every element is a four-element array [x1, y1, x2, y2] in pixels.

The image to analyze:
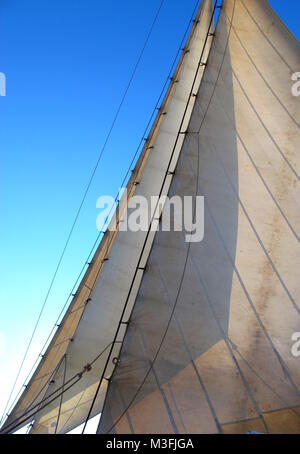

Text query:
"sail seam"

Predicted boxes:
[[187, 239, 270, 432], [229, 20, 300, 129], [180, 152, 270, 433], [210, 37, 300, 181], [207, 137, 300, 316], [136, 324, 180, 434], [202, 56, 300, 239], [117, 387, 135, 434], [193, 177, 300, 403], [188, 241, 300, 425], [240, 0, 298, 73], [232, 346, 300, 420], [222, 403, 300, 428], [229, 65, 299, 181], [156, 258, 223, 433]]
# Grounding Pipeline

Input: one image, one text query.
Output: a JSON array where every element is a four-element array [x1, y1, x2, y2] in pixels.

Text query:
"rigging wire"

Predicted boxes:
[[0, 0, 202, 429], [0, 0, 166, 425], [54, 355, 67, 434]]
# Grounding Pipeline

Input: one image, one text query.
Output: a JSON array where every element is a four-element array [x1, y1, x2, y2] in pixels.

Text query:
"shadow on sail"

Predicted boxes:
[[98, 0, 240, 434]]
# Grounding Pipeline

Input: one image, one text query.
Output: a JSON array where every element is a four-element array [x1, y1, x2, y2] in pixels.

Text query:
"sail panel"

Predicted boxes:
[[97, 0, 300, 434]]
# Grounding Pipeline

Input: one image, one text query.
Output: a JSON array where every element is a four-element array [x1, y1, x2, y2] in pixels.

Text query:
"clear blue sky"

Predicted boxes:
[[0, 0, 299, 425]]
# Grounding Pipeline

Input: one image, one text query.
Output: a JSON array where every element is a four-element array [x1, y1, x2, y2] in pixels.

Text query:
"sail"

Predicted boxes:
[[97, 0, 300, 435], [1, 0, 214, 434]]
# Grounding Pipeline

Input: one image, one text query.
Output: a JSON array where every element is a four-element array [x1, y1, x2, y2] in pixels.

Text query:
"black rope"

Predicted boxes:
[[54, 355, 67, 434], [82, 0, 220, 435]]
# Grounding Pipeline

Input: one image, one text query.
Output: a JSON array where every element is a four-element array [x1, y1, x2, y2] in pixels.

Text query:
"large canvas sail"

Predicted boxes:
[[97, 0, 300, 434], [1, 0, 214, 434]]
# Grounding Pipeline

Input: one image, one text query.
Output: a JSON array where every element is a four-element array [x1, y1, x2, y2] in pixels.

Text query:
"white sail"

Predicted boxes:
[[1, 0, 214, 434], [97, 0, 300, 434]]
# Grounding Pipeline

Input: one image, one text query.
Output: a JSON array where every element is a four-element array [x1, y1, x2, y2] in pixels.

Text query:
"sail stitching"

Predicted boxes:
[[156, 254, 223, 433], [136, 324, 180, 434]]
